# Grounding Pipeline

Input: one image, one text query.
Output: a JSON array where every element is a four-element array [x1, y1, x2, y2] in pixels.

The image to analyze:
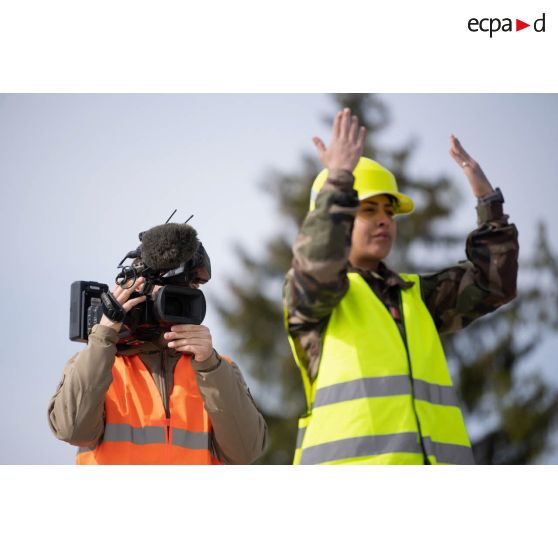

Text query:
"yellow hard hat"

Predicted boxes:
[[309, 157, 414, 215]]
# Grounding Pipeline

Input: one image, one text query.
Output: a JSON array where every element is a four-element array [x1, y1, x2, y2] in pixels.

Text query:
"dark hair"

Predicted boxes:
[[386, 195, 401, 212]]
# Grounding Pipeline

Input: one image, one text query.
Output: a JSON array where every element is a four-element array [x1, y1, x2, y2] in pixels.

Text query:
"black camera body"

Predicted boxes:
[[69, 282, 206, 345], [69, 281, 109, 343], [69, 220, 210, 347]]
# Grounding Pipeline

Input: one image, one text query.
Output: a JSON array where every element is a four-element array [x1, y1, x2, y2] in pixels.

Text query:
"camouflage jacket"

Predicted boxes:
[[284, 169, 519, 383]]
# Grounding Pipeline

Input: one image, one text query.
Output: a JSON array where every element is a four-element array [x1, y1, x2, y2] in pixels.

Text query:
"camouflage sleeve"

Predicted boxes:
[[284, 169, 359, 328], [420, 188, 519, 334], [283, 169, 358, 381]]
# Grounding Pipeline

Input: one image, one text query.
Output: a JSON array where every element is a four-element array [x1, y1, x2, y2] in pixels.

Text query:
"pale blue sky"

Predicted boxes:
[[0, 94, 556, 464]]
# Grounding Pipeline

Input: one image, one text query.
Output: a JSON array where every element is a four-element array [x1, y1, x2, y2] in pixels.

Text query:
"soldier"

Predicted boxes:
[[284, 108, 519, 464]]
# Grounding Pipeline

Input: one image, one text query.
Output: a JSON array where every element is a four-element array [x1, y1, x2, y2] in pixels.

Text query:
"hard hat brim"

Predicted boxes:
[[359, 191, 415, 216]]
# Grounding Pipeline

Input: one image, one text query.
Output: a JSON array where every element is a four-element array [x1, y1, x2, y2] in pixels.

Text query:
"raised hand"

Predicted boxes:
[[449, 134, 494, 198], [313, 107, 366, 173]]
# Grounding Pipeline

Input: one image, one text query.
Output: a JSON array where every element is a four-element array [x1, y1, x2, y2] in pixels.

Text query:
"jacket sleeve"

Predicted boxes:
[[284, 169, 359, 330], [47, 324, 118, 446], [283, 169, 358, 382], [419, 188, 519, 333], [193, 350, 267, 465]]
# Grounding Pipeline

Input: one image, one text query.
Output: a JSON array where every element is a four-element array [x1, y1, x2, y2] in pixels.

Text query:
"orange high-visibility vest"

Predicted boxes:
[[77, 354, 219, 465]]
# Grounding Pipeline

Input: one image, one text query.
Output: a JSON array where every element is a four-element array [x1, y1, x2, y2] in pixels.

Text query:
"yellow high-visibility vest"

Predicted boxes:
[[289, 272, 474, 465]]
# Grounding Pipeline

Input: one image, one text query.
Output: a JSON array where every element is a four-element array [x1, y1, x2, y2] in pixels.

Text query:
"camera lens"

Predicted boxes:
[[152, 285, 206, 325], [164, 294, 190, 318]]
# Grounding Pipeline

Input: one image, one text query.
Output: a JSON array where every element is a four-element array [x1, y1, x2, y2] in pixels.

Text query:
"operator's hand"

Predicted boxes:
[[449, 135, 494, 198], [312, 107, 366, 173], [99, 277, 147, 333], [164, 324, 214, 362]]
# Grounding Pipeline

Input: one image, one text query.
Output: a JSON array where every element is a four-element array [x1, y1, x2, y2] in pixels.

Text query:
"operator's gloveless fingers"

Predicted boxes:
[[165, 333, 211, 344], [169, 324, 210, 334], [168, 340, 208, 350], [113, 277, 145, 304], [121, 295, 146, 313]]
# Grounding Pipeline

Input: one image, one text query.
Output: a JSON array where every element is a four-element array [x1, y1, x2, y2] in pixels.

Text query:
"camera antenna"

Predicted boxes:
[[184, 214, 194, 224], [165, 209, 177, 224]]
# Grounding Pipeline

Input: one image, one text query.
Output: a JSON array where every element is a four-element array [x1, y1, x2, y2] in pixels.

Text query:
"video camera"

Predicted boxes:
[[69, 213, 210, 347]]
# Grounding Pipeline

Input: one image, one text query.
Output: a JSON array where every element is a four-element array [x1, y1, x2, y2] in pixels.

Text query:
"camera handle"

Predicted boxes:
[[100, 291, 126, 323]]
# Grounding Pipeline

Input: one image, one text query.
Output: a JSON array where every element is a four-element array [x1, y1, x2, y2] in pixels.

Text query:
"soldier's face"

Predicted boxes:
[[349, 195, 397, 269]]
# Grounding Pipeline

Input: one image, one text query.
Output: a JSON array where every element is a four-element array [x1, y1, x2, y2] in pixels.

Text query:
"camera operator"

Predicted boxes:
[[48, 244, 267, 465]]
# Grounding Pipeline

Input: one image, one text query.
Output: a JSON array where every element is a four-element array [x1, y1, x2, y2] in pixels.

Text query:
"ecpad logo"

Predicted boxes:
[[468, 13, 546, 37]]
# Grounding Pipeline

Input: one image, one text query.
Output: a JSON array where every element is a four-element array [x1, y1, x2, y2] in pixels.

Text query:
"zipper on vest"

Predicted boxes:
[[160, 351, 171, 420], [398, 291, 429, 465], [160, 352, 171, 462]]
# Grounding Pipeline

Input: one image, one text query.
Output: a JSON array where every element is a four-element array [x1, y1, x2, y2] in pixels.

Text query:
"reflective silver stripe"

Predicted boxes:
[[103, 423, 165, 445], [171, 428, 210, 450], [77, 425, 211, 452], [313, 376, 462, 409], [313, 376, 411, 408], [299, 432, 422, 465], [296, 427, 306, 449], [413, 380, 461, 407], [422, 437, 475, 465]]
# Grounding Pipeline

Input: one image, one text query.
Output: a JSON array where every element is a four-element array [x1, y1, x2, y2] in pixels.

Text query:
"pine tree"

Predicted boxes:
[[453, 221, 558, 463], [216, 94, 558, 464]]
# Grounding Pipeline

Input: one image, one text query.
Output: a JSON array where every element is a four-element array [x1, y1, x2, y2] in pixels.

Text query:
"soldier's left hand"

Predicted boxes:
[[449, 134, 494, 198], [164, 324, 213, 362]]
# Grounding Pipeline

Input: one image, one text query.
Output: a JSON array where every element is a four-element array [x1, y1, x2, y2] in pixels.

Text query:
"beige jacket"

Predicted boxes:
[[48, 324, 267, 464]]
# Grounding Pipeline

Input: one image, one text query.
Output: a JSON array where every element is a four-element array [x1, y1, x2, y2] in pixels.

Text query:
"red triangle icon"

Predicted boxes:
[[516, 19, 530, 31]]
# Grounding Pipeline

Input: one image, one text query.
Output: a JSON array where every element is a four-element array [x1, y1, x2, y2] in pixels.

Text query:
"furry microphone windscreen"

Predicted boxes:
[[140, 223, 199, 271]]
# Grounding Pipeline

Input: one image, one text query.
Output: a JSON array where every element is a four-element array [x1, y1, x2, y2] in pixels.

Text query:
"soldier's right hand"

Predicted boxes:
[[312, 107, 366, 174], [99, 277, 147, 333]]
